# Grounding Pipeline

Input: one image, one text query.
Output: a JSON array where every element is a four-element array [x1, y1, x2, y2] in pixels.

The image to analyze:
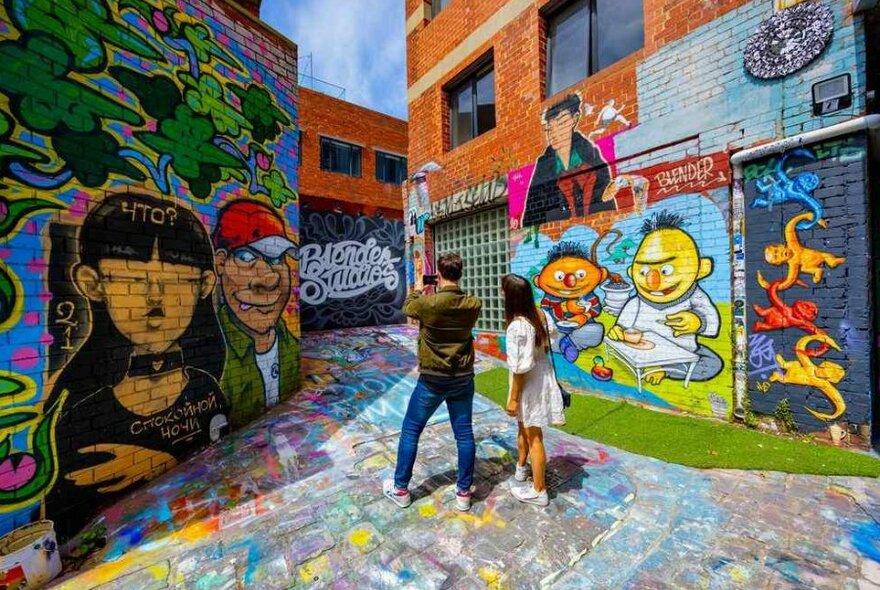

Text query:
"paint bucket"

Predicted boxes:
[[601, 281, 633, 317], [0, 521, 61, 589]]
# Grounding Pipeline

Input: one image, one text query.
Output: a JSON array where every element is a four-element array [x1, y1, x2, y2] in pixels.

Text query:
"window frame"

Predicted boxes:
[[447, 57, 496, 150], [431, 0, 447, 19], [319, 136, 362, 178], [544, 0, 644, 97], [375, 150, 408, 185]]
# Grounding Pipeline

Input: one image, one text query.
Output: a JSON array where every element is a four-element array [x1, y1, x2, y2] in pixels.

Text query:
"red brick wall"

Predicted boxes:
[[299, 88, 408, 212], [405, 0, 751, 200]]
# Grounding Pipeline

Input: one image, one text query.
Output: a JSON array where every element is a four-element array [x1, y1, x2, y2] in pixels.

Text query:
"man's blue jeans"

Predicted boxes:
[[394, 375, 475, 493]]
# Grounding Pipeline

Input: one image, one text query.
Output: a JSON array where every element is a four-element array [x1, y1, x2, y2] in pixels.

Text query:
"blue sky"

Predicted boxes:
[[262, 0, 408, 120]]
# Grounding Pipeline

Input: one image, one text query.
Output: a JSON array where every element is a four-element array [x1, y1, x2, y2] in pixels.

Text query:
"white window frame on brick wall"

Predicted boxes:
[[544, 0, 644, 97]]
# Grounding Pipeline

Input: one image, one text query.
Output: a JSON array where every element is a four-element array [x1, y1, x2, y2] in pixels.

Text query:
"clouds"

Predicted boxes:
[[262, 0, 407, 120]]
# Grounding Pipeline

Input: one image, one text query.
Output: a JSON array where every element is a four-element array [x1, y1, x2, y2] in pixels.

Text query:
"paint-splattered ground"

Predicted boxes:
[[52, 325, 880, 589]]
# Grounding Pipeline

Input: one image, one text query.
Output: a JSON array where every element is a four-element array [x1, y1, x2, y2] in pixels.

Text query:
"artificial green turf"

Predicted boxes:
[[475, 367, 880, 477]]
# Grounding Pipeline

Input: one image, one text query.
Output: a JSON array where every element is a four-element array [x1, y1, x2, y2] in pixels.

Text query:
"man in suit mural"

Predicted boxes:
[[214, 200, 300, 428], [521, 94, 614, 227]]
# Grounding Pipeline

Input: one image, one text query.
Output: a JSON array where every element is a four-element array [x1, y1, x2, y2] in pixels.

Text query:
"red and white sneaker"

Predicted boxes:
[[383, 479, 412, 508], [455, 488, 473, 512]]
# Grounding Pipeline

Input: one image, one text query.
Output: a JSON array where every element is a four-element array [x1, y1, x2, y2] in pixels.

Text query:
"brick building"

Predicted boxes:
[[404, 0, 880, 444], [297, 88, 410, 331]]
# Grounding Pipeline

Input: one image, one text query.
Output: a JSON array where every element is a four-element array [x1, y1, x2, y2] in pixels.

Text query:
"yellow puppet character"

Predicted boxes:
[[769, 334, 846, 421], [608, 211, 722, 384], [757, 212, 845, 290]]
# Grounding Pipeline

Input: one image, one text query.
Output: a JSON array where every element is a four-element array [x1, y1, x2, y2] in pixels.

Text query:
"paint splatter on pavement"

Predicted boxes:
[[52, 325, 880, 588]]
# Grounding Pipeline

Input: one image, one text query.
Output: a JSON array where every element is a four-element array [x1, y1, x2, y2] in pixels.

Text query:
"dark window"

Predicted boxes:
[[320, 137, 361, 177], [449, 63, 496, 149], [431, 0, 447, 18], [376, 151, 407, 184], [545, 0, 643, 97]]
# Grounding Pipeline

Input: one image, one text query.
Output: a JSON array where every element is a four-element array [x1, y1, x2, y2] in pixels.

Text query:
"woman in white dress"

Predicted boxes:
[[502, 274, 566, 506]]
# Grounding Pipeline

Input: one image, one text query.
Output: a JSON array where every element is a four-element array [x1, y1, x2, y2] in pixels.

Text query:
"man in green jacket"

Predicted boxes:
[[213, 200, 300, 428], [384, 253, 482, 512]]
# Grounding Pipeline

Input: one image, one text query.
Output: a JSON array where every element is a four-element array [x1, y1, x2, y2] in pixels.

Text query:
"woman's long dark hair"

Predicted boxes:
[[48, 192, 224, 406], [502, 273, 549, 350]]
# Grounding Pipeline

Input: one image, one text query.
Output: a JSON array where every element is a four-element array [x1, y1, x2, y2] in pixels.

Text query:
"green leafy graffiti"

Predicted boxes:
[[0, 0, 295, 201], [0, 377, 26, 399], [0, 111, 46, 178], [0, 264, 19, 330], [261, 169, 297, 208], [136, 105, 245, 198], [231, 84, 292, 144], [0, 35, 144, 135], [111, 67, 183, 121], [182, 22, 239, 68], [0, 389, 68, 510], [181, 73, 252, 137], [6, 0, 164, 72], [0, 194, 65, 241]]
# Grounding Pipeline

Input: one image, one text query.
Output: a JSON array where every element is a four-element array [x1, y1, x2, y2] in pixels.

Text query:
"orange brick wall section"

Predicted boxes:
[[406, 0, 751, 202], [299, 88, 408, 212]]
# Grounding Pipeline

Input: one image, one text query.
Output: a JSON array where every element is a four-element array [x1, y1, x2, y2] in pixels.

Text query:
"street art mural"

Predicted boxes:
[[300, 206, 405, 331], [213, 200, 300, 429], [403, 174, 433, 291], [744, 135, 870, 442], [520, 94, 614, 227], [509, 93, 732, 417], [0, 0, 299, 541]]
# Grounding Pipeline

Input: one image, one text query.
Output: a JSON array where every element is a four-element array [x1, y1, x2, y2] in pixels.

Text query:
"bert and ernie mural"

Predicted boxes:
[[509, 93, 733, 417], [0, 0, 299, 543]]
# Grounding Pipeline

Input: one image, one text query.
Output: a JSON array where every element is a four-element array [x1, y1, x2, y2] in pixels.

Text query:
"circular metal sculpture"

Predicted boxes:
[[744, 2, 834, 79]]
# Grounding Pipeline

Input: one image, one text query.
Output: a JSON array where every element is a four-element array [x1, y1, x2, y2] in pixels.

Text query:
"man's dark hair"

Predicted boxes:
[[438, 253, 463, 281], [546, 241, 591, 264], [641, 210, 685, 235], [544, 94, 581, 122]]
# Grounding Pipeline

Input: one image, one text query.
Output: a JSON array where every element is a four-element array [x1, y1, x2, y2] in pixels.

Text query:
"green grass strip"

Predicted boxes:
[[475, 367, 880, 477]]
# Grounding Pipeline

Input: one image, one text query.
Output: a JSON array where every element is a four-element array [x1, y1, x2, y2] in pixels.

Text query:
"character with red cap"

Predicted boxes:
[[213, 199, 300, 427]]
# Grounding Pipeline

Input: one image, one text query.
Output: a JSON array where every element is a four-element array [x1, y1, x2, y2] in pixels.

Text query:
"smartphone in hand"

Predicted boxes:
[[422, 274, 438, 286]]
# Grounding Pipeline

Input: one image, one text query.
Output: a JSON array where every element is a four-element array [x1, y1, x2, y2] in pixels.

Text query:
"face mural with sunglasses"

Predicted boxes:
[[43, 193, 229, 541], [213, 200, 300, 429]]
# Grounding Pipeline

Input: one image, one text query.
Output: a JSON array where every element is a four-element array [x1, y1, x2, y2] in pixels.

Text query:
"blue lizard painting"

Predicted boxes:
[[749, 148, 824, 230]]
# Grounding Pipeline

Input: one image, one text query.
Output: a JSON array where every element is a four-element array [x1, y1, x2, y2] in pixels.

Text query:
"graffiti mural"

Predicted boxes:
[[520, 94, 613, 227], [213, 200, 300, 429], [0, 0, 299, 541], [300, 206, 405, 331], [44, 193, 230, 538], [403, 175, 433, 291], [606, 211, 723, 385], [512, 196, 732, 417], [744, 135, 870, 441]]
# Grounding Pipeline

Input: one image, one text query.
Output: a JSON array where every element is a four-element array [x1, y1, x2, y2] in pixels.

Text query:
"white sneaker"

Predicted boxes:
[[511, 485, 549, 507], [514, 463, 531, 482], [383, 479, 412, 508], [455, 488, 473, 512]]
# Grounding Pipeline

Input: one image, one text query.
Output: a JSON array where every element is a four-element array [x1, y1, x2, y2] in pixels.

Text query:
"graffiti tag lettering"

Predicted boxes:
[[654, 156, 726, 196], [121, 200, 179, 225], [130, 392, 221, 441], [748, 333, 780, 379], [408, 208, 430, 235], [431, 175, 508, 221], [300, 238, 401, 305]]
